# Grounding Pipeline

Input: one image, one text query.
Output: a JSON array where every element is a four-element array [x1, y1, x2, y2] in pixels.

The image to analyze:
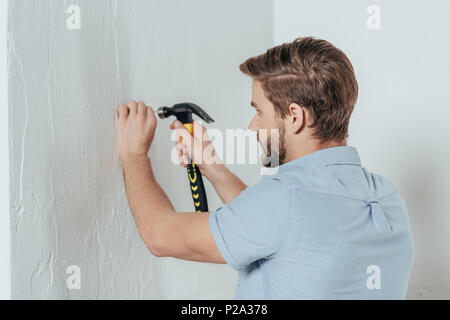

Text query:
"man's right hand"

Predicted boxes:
[[170, 119, 247, 204], [170, 119, 221, 178]]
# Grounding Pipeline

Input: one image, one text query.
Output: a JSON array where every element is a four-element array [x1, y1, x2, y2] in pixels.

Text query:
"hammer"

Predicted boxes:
[[156, 103, 214, 212]]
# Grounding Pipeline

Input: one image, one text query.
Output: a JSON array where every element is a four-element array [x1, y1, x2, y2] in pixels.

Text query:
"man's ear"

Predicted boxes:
[[288, 103, 306, 134]]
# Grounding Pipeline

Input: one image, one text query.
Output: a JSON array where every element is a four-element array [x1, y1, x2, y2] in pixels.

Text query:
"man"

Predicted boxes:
[[115, 36, 414, 299]]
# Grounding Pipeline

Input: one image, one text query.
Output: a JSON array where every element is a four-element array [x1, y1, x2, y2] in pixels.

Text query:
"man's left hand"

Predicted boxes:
[[116, 100, 157, 162]]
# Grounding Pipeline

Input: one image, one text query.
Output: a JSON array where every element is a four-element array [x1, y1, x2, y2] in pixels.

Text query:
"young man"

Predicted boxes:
[[115, 36, 414, 299]]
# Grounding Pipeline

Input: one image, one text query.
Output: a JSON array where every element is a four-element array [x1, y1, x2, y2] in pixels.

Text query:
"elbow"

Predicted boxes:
[[140, 231, 167, 258], [135, 213, 175, 258], [148, 241, 167, 258]]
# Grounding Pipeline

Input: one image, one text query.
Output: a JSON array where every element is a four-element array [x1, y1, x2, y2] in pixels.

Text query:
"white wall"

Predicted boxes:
[[0, 0, 10, 300], [8, 0, 272, 299], [274, 0, 450, 299]]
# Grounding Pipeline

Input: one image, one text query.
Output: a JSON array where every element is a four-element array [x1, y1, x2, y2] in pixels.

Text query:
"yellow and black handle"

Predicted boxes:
[[182, 123, 208, 212], [156, 103, 214, 212]]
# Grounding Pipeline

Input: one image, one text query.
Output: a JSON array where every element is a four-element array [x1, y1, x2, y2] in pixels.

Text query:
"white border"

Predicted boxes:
[[0, 0, 11, 300]]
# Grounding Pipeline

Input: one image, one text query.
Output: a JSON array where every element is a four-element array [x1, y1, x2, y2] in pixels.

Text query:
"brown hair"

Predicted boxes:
[[239, 36, 358, 145]]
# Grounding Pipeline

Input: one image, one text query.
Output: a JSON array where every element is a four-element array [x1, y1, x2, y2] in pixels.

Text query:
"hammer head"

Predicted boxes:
[[157, 103, 214, 124]]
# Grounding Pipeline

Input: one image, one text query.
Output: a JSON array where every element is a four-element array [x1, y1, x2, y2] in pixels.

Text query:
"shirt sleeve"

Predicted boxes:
[[208, 176, 291, 271]]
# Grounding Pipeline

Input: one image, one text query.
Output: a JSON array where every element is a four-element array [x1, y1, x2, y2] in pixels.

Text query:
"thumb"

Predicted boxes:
[[175, 127, 193, 153]]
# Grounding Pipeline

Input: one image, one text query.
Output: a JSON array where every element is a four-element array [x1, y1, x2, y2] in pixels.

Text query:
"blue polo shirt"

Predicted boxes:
[[208, 146, 414, 299]]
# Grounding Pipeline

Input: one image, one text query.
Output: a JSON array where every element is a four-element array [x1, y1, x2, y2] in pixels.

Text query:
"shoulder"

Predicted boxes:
[[261, 167, 329, 193], [361, 167, 398, 199], [223, 174, 291, 219], [241, 174, 292, 202]]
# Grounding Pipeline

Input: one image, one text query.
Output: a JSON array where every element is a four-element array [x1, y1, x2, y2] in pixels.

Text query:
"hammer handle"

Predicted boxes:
[[183, 123, 209, 212]]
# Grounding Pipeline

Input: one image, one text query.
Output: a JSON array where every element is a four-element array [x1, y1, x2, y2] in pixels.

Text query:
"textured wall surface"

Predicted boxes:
[[274, 0, 450, 299], [1, 0, 10, 300], [9, 0, 272, 299]]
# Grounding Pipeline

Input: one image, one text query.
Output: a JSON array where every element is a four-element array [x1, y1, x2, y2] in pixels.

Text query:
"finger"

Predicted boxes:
[[175, 129, 193, 160], [117, 105, 129, 120], [177, 145, 189, 164], [137, 101, 146, 116], [179, 146, 187, 162], [128, 101, 138, 115], [176, 141, 183, 152], [175, 127, 192, 146], [176, 141, 188, 153], [170, 119, 178, 129], [146, 106, 157, 127], [177, 150, 188, 165], [181, 154, 189, 165], [171, 120, 184, 130], [147, 106, 155, 118]]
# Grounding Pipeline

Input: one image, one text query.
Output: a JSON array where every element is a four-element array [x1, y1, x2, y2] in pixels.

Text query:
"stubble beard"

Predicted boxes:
[[260, 121, 287, 168]]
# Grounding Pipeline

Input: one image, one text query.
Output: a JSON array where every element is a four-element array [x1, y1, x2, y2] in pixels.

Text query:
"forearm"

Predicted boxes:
[[202, 163, 247, 204], [121, 156, 175, 251]]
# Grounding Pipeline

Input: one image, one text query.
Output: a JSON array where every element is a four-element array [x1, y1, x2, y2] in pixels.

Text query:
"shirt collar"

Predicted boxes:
[[277, 145, 361, 172]]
